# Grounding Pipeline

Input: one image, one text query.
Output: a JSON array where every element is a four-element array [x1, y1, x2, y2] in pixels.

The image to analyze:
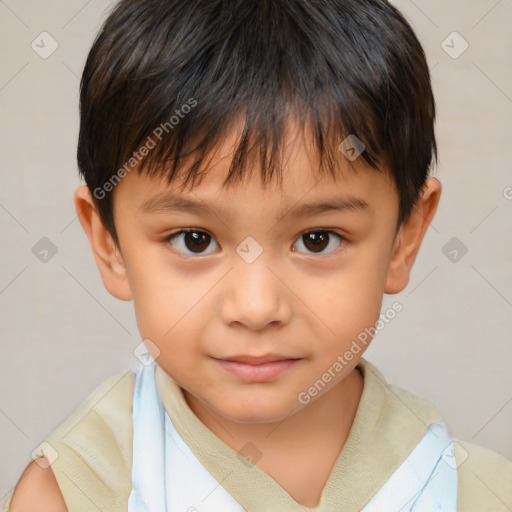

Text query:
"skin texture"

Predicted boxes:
[[12, 126, 441, 509], [10, 458, 67, 511]]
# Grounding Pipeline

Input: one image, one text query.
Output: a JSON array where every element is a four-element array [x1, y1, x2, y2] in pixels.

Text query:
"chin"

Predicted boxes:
[[215, 397, 302, 425]]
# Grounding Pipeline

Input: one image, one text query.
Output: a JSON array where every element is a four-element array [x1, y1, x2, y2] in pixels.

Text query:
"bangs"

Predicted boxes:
[[78, 0, 436, 243], [126, 94, 383, 193]]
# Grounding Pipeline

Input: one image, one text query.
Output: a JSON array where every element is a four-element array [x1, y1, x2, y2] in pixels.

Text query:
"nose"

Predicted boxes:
[[219, 253, 292, 331]]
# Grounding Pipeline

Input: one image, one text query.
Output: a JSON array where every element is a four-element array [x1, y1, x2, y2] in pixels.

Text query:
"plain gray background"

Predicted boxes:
[[1, 0, 511, 503]]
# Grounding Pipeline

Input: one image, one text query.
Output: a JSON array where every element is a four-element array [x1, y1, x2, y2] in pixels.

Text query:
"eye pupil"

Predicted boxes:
[[185, 231, 210, 252], [303, 232, 329, 252]]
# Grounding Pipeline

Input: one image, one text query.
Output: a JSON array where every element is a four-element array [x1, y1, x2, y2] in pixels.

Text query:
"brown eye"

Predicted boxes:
[[168, 230, 218, 255], [303, 232, 329, 252], [293, 231, 343, 255]]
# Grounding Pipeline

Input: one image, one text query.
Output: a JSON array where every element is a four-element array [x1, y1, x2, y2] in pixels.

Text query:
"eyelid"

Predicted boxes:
[[300, 228, 346, 238], [167, 228, 212, 238]]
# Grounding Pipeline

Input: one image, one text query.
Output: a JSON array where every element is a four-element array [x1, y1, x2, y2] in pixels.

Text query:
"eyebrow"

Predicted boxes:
[[140, 193, 371, 223]]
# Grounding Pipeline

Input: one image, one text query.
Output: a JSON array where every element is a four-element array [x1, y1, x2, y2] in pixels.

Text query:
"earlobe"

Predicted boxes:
[[74, 186, 133, 301], [384, 177, 441, 295]]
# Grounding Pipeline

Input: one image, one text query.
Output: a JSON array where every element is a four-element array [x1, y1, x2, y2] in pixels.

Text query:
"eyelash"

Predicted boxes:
[[165, 229, 347, 257]]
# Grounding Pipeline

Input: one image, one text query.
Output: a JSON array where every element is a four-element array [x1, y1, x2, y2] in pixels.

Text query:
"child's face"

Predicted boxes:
[[103, 127, 406, 425]]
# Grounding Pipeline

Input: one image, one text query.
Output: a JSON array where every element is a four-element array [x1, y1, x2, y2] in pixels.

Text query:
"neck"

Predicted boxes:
[[183, 367, 364, 505]]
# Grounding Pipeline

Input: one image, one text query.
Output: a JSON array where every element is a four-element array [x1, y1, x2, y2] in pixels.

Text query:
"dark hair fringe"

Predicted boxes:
[[78, 0, 437, 245]]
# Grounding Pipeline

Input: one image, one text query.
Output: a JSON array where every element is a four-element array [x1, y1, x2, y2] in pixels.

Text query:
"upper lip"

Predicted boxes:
[[215, 354, 300, 365]]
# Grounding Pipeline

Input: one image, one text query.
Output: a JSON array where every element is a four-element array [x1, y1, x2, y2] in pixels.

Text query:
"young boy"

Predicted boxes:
[[6, 0, 512, 510]]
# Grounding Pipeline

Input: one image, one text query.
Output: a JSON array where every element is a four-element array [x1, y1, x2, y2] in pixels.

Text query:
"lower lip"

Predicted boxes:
[[215, 359, 299, 382]]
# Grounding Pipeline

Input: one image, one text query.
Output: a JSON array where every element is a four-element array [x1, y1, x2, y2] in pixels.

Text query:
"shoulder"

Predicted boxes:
[[455, 439, 512, 511], [5, 370, 136, 512], [9, 457, 66, 512], [359, 360, 512, 510]]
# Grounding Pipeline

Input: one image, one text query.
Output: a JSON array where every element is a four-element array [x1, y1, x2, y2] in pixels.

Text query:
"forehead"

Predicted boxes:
[[112, 123, 397, 223]]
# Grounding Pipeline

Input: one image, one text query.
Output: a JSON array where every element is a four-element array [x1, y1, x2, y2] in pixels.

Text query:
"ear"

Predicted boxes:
[[385, 177, 441, 294], [74, 186, 133, 301]]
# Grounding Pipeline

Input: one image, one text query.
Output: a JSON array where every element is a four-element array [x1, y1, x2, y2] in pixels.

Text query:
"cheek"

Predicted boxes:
[[308, 254, 388, 354], [129, 271, 210, 365], [326, 285, 383, 343], [123, 246, 183, 334], [129, 267, 168, 338]]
